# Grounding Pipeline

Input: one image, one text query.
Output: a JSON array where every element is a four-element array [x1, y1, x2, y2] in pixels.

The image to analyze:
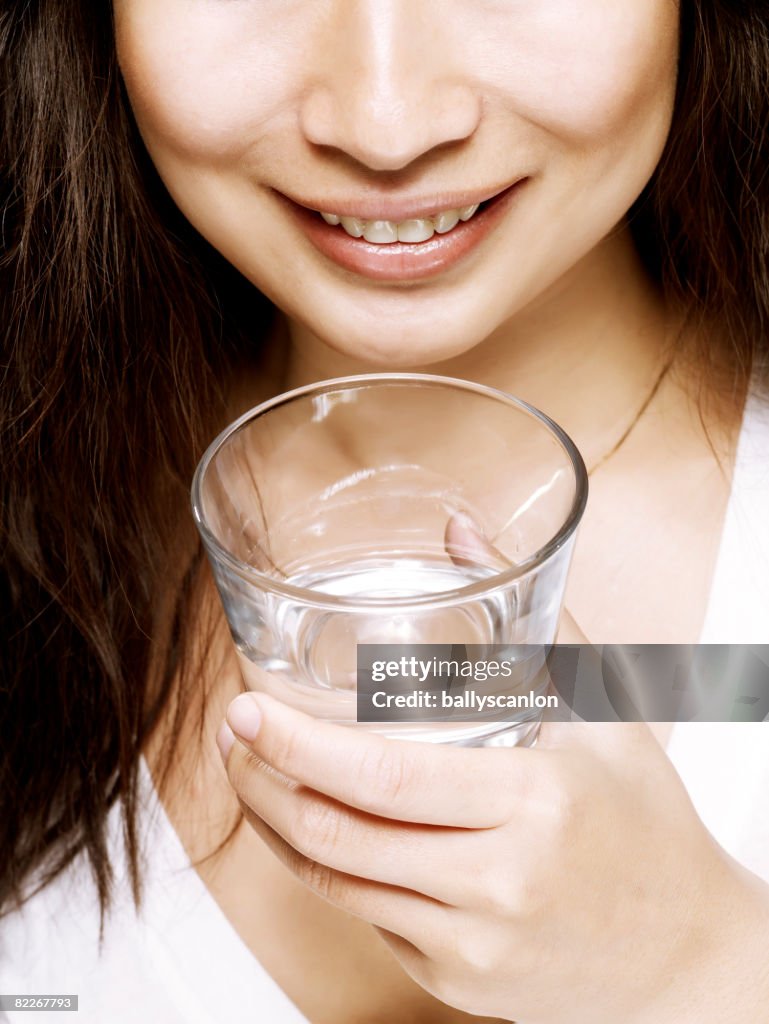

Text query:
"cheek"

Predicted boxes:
[[114, 1, 299, 164], [115, 1, 677, 172], [475, 2, 678, 145]]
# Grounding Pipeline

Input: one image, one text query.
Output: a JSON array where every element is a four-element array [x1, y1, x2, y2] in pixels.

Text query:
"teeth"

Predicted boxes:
[[319, 202, 482, 242], [397, 219, 435, 243], [339, 215, 365, 238], [433, 209, 460, 234], [362, 220, 399, 244]]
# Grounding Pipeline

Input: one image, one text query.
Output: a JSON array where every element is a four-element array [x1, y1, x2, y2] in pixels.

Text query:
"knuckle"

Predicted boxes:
[[505, 871, 544, 921], [418, 946, 470, 1009], [473, 865, 528, 918], [538, 756, 588, 839], [291, 796, 345, 860], [426, 969, 466, 1011], [301, 857, 336, 901], [451, 923, 505, 980], [362, 742, 413, 806], [549, 779, 587, 838]]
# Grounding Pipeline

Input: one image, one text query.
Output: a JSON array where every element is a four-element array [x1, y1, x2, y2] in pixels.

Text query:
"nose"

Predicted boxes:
[[299, 1, 481, 172]]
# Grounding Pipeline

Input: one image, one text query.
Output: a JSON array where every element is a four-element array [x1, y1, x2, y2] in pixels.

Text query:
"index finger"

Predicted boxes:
[[225, 692, 532, 828]]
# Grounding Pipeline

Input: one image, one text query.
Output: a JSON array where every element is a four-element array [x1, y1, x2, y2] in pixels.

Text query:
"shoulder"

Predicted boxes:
[[0, 793, 174, 1022], [0, 761, 201, 1024], [0, 757, 311, 1024]]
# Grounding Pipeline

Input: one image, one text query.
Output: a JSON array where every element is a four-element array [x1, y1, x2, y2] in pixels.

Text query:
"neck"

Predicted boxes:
[[278, 225, 684, 464]]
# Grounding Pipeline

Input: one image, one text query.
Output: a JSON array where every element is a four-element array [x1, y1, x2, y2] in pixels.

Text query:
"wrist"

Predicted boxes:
[[638, 851, 769, 1024]]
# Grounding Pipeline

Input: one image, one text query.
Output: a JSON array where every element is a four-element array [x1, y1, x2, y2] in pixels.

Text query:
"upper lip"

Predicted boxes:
[[276, 178, 523, 222]]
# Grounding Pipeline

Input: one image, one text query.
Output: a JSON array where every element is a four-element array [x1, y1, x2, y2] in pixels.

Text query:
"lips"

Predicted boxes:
[[275, 179, 527, 283]]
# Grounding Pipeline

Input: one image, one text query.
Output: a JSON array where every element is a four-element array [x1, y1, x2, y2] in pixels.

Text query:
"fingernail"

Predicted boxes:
[[216, 720, 235, 762], [226, 692, 263, 743]]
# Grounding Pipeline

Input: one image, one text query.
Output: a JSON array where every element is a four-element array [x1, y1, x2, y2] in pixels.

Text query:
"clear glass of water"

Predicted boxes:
[[191, 373, 587, 746]]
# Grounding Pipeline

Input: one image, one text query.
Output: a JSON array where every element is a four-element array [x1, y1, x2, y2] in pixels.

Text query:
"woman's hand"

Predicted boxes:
[[216, 697, 769, 1024]]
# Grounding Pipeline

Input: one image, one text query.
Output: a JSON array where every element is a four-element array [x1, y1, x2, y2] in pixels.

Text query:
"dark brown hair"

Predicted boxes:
[[1, 0, 768, 934]]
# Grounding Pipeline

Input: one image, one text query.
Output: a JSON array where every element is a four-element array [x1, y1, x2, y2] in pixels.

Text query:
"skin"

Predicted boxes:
[[116, 0, 676, 373], [118, 1, 769, 1020], [217, 696, 769, 1024]]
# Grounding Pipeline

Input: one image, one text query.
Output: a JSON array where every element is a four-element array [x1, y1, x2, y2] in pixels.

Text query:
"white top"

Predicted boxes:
[[1, 388, 768, 1024], [698, 383, 769, 643], [668, 384, 769, 884]]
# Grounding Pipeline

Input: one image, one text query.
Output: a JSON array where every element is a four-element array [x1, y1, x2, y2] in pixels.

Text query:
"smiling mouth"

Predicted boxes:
[[293, 180, 520, 246], [276, 179, 528, 282], [311, 199, 491, 244]]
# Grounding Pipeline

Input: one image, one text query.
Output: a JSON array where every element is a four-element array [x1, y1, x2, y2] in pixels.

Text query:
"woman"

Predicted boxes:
[[1, 1, 768, 1021]]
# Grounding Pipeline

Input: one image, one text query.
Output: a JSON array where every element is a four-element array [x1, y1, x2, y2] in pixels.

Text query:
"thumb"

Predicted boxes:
[[443, 509, 513, 571], [444, 509, 585, 642]]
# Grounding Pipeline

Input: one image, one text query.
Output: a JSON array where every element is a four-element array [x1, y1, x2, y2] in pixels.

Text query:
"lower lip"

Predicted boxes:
[[277, 181, 526, 283]]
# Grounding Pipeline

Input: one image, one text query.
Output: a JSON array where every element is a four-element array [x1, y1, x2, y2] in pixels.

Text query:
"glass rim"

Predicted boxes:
[[190, 372, 588, 610]]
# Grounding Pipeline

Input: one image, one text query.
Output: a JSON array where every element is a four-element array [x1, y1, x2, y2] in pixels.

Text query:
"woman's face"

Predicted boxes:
[[115, 1, 679, 366]]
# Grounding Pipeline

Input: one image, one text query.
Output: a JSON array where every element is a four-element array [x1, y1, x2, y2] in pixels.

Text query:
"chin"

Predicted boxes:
[[308, 305, 491, 371], [316, 328, 483, 371]]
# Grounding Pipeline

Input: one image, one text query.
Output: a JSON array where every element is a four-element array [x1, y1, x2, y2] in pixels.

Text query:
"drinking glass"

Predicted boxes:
[[192, 373, 587, 746]]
